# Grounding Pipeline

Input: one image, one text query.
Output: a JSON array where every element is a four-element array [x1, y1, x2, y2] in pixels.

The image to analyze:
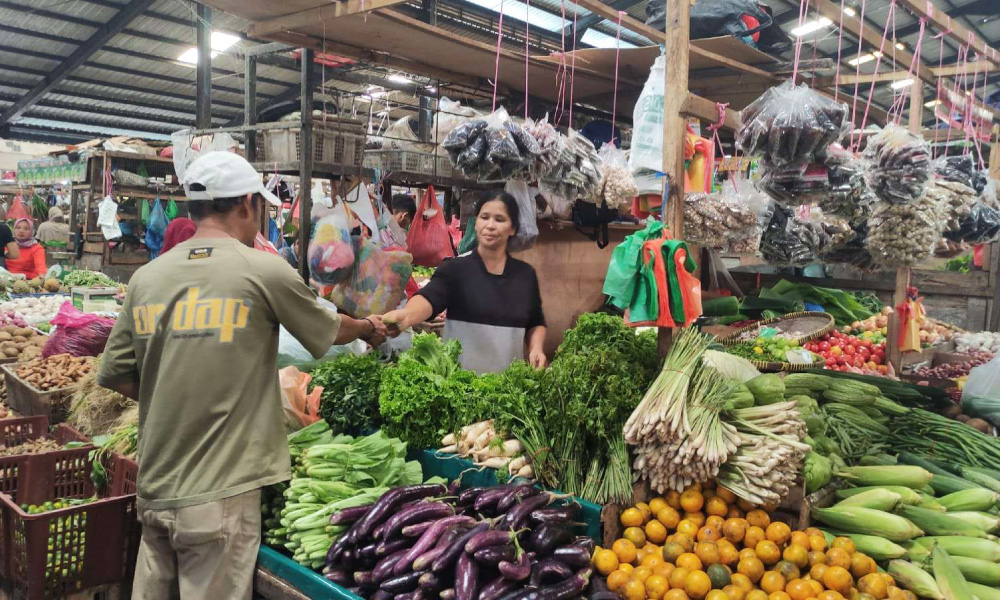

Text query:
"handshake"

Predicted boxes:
[[352, 311, 408, 347]]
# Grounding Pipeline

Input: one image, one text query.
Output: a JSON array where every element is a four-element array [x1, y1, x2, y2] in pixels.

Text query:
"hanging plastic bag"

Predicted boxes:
[[629, 54, 666, 174], [376, 198, 407, 249], [598, 144, 638, 209], [268, 216, 283, 249], [309, 201, 356, 285], [166, 198, 179, 220], [329, 236, 413, 317], [278, 298, 367, 369], [504, 180, 539, 251], [7, 195, 29, 222], [447, 216, 463, 251], [278, 366, 323, 431], [961, 356, 1000, 428], [254, 232, 280, 255], [97, 195, 122, 240], [457, 218, 477, 254], [43, 302, 117, 358], [604, 219, 665, 310], [140, 199, 150, 226], [145, 198, 169, 259], [407, 185, 455, 267]]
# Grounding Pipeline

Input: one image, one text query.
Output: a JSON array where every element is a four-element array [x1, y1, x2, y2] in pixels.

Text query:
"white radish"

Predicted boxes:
[[472, 429, 492, 450], [499, 440, 523, 458], [516, 465, 535, 479], [441, 433, 456, 446], [507, 456, 527, 474], [479, 457, 509, 469], [464, 420, 492, 443], [456, 441, 470, 456], [440, 444, 458, 454]]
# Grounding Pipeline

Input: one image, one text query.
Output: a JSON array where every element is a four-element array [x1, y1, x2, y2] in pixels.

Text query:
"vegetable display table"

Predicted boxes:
[[255, 546, 361, 600]]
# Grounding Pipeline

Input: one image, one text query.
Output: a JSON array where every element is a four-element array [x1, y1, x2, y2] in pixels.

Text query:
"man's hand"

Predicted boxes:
[[381, 310, 406, 338], [528, 348, 547, 369], [363, 315, 388, 346]]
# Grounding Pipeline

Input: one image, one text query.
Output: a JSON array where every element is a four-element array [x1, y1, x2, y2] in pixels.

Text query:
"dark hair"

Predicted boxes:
[[187, 193, 262, 221], [474, 191, 520, 234], [391, 194, 417, 220]]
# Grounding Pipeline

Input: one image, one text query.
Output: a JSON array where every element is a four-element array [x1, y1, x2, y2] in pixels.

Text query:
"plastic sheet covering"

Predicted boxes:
[[865, 190, 946, 268], [934, 154, 988, 194], [504, 180, 540, 251], [863, 125, 932, 204], [737, 81, 850, 166], [308, 206, 355, 285], [43, 302, 116, 358]]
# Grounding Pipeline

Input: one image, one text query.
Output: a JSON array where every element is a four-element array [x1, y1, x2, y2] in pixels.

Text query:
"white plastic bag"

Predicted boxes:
[[504, 180, 539, 251], [278, 298, 367, 370], [961, 355, 1000, 427], [629, 54, 665, 174], [170, 130, 238, 180], [97, 195, 122, 240]]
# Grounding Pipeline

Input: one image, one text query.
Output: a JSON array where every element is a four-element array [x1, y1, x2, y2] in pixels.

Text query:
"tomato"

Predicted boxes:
[[866, 361, 877, 370], [861, 340, 873, 348], [830, 346, 842, 356], [877, 365, 889, 375], [874, 348, 886, 360], [871, 355, 882, 365], [853, 356, 865, 368], [859, 348, 871, 359], [819, 341, 831, 352], [843, 345, 855, 355]]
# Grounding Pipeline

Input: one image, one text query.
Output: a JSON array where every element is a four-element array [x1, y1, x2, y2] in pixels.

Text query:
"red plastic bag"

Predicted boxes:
[[43, 302, 117, 358], [447, 216, 463, 250], [406, 186, 455, 267], [279, 366, 323, 431], [6, 195, 29, 222]]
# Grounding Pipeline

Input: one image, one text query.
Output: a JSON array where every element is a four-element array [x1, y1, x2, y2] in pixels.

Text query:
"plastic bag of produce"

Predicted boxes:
[[43, 302, 116, 358], [759, 205, 816, 266], [308, 202, 355, 285], [944, 201, 1000, 243], [145, 198, 169, 259], [504, 180, 539, 251], [934, 154, 988, 194], [278, 366, 323, 431], [278, 297, 367, 369], [961, 355, 1000, 428], [329, 236, 413, 318], [866, 190, 945, 267], [407, 186, 455, 267], [457, 217, 477, 254], [863, 125, 932, 204], [598, 144, 638, 209], [737, 80, 850, 166], [630, 53, 666, 173]]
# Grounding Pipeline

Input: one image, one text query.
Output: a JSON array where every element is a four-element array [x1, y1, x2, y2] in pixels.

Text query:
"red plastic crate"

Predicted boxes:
[[0, 454, 139, 600], [0, 417, 93, 504]]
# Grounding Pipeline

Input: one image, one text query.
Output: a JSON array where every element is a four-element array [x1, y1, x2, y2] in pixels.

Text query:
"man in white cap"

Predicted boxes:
[[98, 151, 386, 600]]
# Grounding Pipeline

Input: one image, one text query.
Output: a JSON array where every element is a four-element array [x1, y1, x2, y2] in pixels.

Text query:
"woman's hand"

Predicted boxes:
[[528, 348, 547, 369], [381, 310, 407, 337]]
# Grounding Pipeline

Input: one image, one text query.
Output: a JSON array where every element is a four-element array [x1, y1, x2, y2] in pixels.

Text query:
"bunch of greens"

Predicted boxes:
[[852, 291, 884, 315], [760, 279, 874, 326], [312, 353, 384, 436], [942, 254, 972, 273], [556, 312, 660, 380], [62, 269, 117, 288]]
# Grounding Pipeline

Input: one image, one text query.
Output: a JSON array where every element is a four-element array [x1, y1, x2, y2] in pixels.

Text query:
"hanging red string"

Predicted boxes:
[[931, 27, 951, 160], [834, 0, 847, 100], [890, 17, 925, 126], [491, 0, 507, 112], [849, 0, 869, 128], [790, 0, 811, 85], [525, 0, 531, 119], [568, 1, 578, 126], [705, 102, 732, 191], [610, 10, 624, 137], [555, 0, 568, 124], [854, 0, 897, 151]]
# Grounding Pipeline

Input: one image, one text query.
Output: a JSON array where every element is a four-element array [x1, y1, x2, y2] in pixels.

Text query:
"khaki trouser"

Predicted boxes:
[[131, 489, 262, 600]]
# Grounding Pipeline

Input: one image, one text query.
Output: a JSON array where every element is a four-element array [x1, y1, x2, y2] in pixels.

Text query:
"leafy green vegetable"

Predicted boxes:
[[403, 333, 463, 380], [312, 353, 384, 436], [62, 269, 117, 288], [762, 279, 874, 326], [804, 451, 833, 493], [555, 312, 660, 380]]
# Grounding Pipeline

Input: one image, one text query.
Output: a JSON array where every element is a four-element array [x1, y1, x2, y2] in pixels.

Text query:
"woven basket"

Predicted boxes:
[[719, 311, 836, 346], [749, 354, 827, 373]]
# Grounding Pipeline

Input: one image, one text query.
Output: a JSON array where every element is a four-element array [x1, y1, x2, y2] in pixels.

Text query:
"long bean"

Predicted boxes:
[[889, 408, 1000, 470]]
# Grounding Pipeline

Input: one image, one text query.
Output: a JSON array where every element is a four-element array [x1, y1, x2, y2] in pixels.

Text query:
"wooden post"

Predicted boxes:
[[298, 48, 315, 284], [989, 125, 1000, 331]]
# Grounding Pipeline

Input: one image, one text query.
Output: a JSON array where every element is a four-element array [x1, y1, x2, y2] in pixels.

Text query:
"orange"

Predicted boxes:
[[786, 579, 815, 600], [706, 516, 726, 531], [746, 591, 768, 600], [717, 542, 739, 567], [664, 542, 686, 563], [759, 572, 787, 595], [667, 490, 682, 510], [821, 566, 853, 595], [817, 593, 844, 600], [607, 570, 631, 592], [637, 548, 650, 565], [737, 557, 765, 583], [886, 588, 907, 600], [681, 490, 705, 514], [806, 579, 824, 597], [824, 548, 851, 570], [672, 533, 695, 553], [723, 585, 746, 600], [766, 522, 792, 546], [783, 544, 809, 569], [807, 552, 826, 567], [659, 507, 682, 529], [857, 574, 887, 600], [850, 554, 875, 579], [803, 528, 823, 539], [737, 499, 755, 513], [723, 519, 748, 544], [666, 590, 691, 600], [746, 510, 771, 529], [637, 503, 654, 523], [707, 591, 730, 600], [684, 570, 712, 600], [626, 527, 648, 548], [678, 520, 701, 538], [647, 575, 671, 600], [730, 574, 753, 594], [622, 508, 645, 528], [624, 579, 647, 600], [698, 526, 723, 543], [613, 539, 638, 565], [669, 567, 691, 590], [686, 512, 707, 528], [634, 567, 654, 584], [809, 563, 828, 582], [695, 542, 721, 567], [738, 548, 758, 562], [677, 553, 704, 572], [901, 592, 917, 600], [688, 483, 703, 492], [647, 520, 669, 544], [620, 563, 635, 574], [769, 592, 791, 600], [706, 497, 729, 517], [744, 526, 766, 550], [716, 487, 737, 504], [831, 538, 856, 556], [594, 549, 620, 575], [790, 532, 811, 549], [881, 574, 895, 589], [655, 562, 677, 579], [727, 506, 745, 520], [649, 497, 669, 516], [644, 553, 666, 569], [755, 541, 781, 566], [774, 561, 800, 582], [808, 535, 828, 552]]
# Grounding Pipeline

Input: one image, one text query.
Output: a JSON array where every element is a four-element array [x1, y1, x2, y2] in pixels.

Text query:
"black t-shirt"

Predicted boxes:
[[417, 250, 545, 373], [0, 224, 14, 266]]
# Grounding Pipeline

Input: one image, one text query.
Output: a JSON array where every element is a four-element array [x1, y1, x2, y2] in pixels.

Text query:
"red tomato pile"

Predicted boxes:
[[802, 331, 889, 375]]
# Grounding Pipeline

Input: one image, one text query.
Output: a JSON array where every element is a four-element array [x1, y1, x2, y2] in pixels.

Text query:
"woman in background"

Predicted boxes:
[[36, 206, 70, 245], [6, 218, 46, 279], [160, 218, 197, 254]]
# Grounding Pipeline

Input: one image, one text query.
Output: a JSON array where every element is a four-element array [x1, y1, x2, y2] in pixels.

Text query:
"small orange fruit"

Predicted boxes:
[[746, 591, 768, 600], [607, 570, 630, 592], [594, 549, 620, 575], [744, 526, 766, 550], [624, 579, 646, 600], [637, 503, 653, 523], [659, 507, 682, 529], [634, 566, 654, 584], [803, 528, 823, 538], [665, 590, 691, 600], [727, 506, 745, 520], [655, 562, 677, 579], [769, 592, 791, 600], [807, 551, 826, 567], [809, 563, 828, 582], [759, 571, 787, 595], [817, 592, 844, 600], [806, 579, 824, 597], [774, 560, 800, 582], [716, 487, 737, 504], [886, 587, 907, 600], [790, 532, 811, 549], [756, 541, 781, 566], [808, 535, 828, 552], [686, 512, 707, 528], [824, 548, 851, 570], [783, 544, 809, 569], [766, 522, 792, 546], [737, 499, 755, 512], [621, 508, 645, 528], [672, 533, 695, 553], [730, 573, 753, 593], [746, 510, 771, 529], [684, 570, 712, 600], [738, 548, 757, 562], [881, 574, 896, 588], [695, 542, 721, 567], [664, 542, 686, 563], [698, 526, 723, 543], [637, 548, 650, 565], [737, 557, 765, 583], [681, 490, 706, 514], [723, 585, 746, 600], [613, 539, 638, 565], [786, 579, 814, 600], [857, 573, 888, 600], [677, 553, 704, 572], [850, 553, 875, 579], [619, 563, 635, 574], [669, 567, 691, 590], [706, 516, 726, 531], [706, 496, 729, 517], [707, 591, 730, 600], [666, 491, 682, 510], [821, 566, 853, 595], [717, 541, 739, 566], [644, 553, 666, 569], [649, 497, 669, 515], [723, 519, 748, 544], [625, 527, 648, 548], [901, 592, 917, 600], [647, 520, 669, 544], [678, 520, 701, 538], [647, 575, 671, 600], [832, 538, 856, 556]]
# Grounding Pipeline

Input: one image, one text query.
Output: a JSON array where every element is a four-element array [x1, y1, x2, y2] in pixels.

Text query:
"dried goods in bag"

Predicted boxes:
[[441, 108, 539, 180], [863, 125, 932, 204], [925, 179, 978, 233], [865, 191, 946, 267], [539, 129, 603, 202], [934, 154, 988, 194], [597, 144, 638, 209], [759, 205, 816, 266], [944, 201, 1000, 243]]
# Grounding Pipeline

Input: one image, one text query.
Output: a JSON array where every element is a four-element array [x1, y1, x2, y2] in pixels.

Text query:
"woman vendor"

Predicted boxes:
[[6, 218, 47, 279], [383, 192, 547, 373]]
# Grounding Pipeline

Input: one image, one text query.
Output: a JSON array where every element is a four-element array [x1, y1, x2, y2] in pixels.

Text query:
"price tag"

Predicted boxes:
[[785, 349, 813, 365]]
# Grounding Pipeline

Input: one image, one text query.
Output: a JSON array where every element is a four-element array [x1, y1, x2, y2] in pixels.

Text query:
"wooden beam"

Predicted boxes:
[[250, 0, 410, 37], [932, 60, 996, 78], [813, 72, 912, 87], [895, 0, 1000, 69], [681, 93, 741, 131], [661, 0, 688, 238]]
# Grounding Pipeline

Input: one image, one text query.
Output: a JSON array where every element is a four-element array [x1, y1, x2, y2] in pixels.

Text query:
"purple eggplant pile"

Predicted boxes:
[[322, 482, 604, 600]]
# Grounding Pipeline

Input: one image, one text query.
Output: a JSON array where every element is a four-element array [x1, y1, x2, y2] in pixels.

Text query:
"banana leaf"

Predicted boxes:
[[762, 279, 874, 326]]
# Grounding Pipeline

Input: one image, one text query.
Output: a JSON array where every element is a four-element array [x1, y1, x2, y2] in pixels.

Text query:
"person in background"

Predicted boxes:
[[160, 217, 197, 254], [391, 194, 416, 231], [36, 206, 70, 245], [0, 221, 18, 269], [280, 237, 300, 270], [6, 218, 45, 279], [382, 191, 547, 374], [97, 152, 387, 600]]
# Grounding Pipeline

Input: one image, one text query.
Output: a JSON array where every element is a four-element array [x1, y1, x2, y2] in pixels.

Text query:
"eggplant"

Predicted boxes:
[[372, 591, 393, 600], [588, 576, 608, 593], [529, 505, 579, 525], [396, 516, 479, 575], [496, 485, 538, 513], [330, 504, 374, 525], [529, 524, 573, 556], [412, 526, 467, 571], [480, 576, 519, 600], [498, 551, 532, 581], [355, 571, 375, 586], [359, 543, 379, 561], [465, 530, 513, 555], [529, 560, 573, 587], [458, 487, 487, 507], [542, 567, 592, 600], [587, 593, 620, 600], [403, 521, 435, 537], [570, 537, 595, 554], [551, 545, 591, 569], [374, 549, 410, 584], [339, 548, 358, 570], [374, 522, 388, 540], [473, 544, 515, 566], [395, 592, 422, 600], [419, 572, 445, 593], [495, 586, 540, 600], [324, 569, 352, 585], [376, 537, 413, 558], [344, 484, 447, 549], [474, 487, 512, 514], [432, 523, 489, 573], [382, 502, 456, 541], [499, 494, 550, 531], [455, 551, 479, 600], [381, 570, 426, 594], [440, 589, 456, 600], [448, 478, 463, 496]]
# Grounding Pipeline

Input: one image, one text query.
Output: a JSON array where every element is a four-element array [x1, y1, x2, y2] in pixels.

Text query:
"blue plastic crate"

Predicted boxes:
[[257, 546, 361, 600]]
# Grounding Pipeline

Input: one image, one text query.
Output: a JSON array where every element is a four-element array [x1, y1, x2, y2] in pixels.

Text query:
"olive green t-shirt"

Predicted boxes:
[[98, 237, 341, 510]]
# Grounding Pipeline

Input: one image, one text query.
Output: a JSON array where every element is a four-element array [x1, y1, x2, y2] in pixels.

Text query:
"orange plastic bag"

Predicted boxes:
[[6, 195, 29, 222], [672, 245, 703, 326], [279, 366, 323, 431], [407, 186, 455, 267]]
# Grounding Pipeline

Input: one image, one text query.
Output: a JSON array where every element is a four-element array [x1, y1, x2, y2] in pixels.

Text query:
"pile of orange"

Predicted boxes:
[[591, 481, 917, 600]]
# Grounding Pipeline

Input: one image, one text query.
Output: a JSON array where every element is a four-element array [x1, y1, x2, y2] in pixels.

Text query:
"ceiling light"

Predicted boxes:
[[849, 53, 876, 66], [873, 51, 882, 57], [924, 99, 941, 107], [426, 85, 437, 93], [895, 42, 905, 50], [388, 74, 412, 85], [890, 78, 914, 89], [176, 31, 239, 65], [843, 6, 857, 16], [790, 17, 832, 37], [177, 47, 219, 65]]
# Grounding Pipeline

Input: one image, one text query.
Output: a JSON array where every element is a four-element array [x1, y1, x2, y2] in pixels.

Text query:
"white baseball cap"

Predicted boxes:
[[181, 151, 281, 206]]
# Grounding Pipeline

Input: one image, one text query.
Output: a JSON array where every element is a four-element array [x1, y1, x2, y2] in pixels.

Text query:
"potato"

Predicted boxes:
[[0, 333, 12, 342], [1, 326, 17, 335], [12, 336, 26, 344], [13, 329, 32, 339], [2, 347, 17, 358]]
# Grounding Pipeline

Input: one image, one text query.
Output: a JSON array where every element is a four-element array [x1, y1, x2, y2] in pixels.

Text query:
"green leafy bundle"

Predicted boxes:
[[556, 312, 660, 380], [312, 353, 384, 436]]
